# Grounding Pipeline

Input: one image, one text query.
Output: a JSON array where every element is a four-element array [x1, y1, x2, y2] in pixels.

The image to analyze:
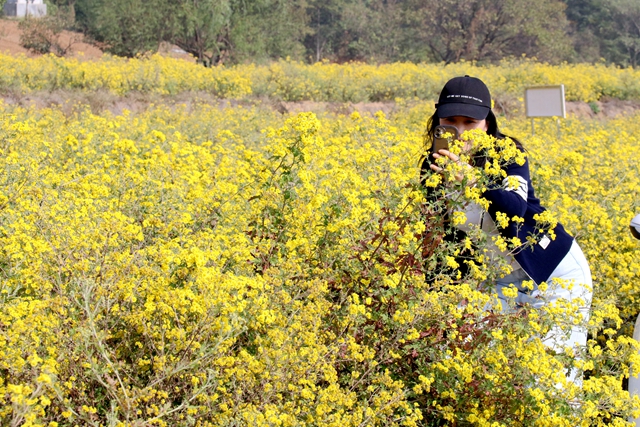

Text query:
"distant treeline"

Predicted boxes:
[[32, 0, 640, 67]]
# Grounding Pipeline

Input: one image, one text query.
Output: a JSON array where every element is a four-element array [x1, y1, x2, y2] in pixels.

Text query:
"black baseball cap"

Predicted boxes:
[[436, 75, 491, 120]]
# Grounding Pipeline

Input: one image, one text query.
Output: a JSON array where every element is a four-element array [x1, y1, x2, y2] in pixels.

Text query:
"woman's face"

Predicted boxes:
[[439, 116, 488, 134], [439, 116, 488, 151]]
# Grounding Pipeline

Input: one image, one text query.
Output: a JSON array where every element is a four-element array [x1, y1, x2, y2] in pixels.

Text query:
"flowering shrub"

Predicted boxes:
[[3, 54, 640, 103], [0, 54, 253, 97], [0, 95, 639, 426]]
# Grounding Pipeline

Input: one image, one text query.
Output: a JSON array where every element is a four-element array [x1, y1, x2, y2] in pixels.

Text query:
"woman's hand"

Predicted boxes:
[[430, 149, 474, 183]]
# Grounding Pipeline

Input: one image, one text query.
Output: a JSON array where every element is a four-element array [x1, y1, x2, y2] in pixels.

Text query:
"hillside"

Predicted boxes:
[[0, 18, 193, 61], [0, 18, 102, 58]]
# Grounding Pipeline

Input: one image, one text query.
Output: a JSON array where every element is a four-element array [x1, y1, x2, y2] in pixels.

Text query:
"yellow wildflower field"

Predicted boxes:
[[3, 53, 640, 102], [1, 56, 640, 426]]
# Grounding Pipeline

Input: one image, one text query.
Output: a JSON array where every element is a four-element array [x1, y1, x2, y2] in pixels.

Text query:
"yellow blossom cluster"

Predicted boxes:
[[0, 67, 639, 425]]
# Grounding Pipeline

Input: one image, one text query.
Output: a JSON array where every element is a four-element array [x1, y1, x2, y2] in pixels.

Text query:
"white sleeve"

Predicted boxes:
[[501, 175, 527, 201]]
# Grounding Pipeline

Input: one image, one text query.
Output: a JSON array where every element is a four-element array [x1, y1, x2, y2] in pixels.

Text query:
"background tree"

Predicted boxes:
[[43, 0, 78, 23], [403, 0, 574, 64], [330, 0, 405, 62], [228, 0, 309, 63], [304, 0, 346, 62], [168, 0, 232, 66], [600, 0, 640, 66], [564, 0, 640, 66], [63, 0, 640, 67], [563, 0, 607, 62], [75, 0, 172, 57]]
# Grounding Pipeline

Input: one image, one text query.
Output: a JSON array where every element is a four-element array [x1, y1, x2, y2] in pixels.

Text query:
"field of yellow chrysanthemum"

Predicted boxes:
[[1, 54, 640, 427]]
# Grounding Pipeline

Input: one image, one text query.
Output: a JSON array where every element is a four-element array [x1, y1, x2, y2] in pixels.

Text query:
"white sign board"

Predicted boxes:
[[525, 85, 566, 118]]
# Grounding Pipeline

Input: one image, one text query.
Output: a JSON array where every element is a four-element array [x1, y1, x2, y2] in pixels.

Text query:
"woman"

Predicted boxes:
[[421, 75, 592, 383]]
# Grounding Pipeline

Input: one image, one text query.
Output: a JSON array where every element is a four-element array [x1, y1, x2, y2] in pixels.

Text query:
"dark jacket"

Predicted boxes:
[[481, 154, 573, 284], [420, 149, 573, 285]]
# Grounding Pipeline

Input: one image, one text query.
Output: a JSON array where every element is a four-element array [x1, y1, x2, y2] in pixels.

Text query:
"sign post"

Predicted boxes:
[[524, 85, 566, 136]]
